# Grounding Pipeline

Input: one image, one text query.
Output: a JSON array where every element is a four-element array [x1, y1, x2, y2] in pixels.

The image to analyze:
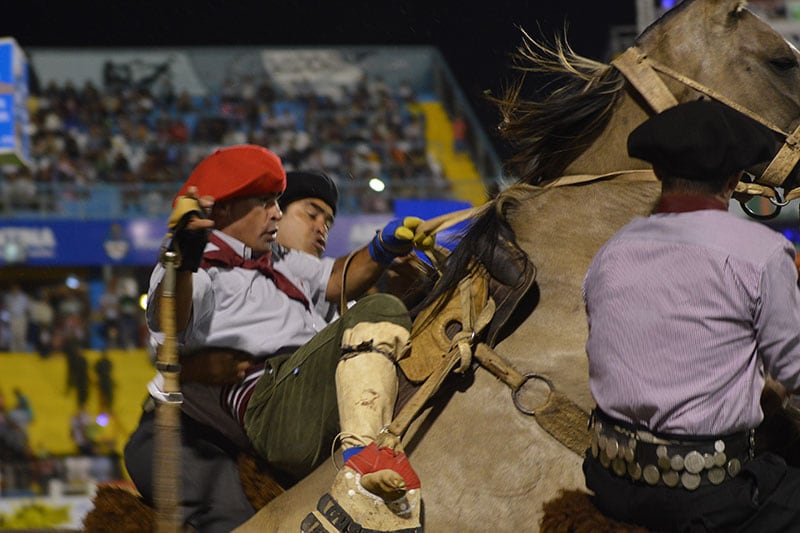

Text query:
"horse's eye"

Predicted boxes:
[[770, 57, 798, 72]]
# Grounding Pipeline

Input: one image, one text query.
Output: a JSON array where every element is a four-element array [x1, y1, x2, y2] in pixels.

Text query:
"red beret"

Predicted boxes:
[[174, 144, 286, 205]]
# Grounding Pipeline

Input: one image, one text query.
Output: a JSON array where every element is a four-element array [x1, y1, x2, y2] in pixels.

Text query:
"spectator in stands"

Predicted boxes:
[[8, 388, 33, 433], [28, 288, 54, 358], [4, 284, 30, 353], [70, 408, 97, 456], [117, 288, 141, 350], [3, 169, 38, 210], [95, 351, 114, 412], [54, 283, 89, 349], [64, 340, 90, 408], [0, 405, 31, 466], [98, 277, 122, 349], [0, 301, 9, 351]]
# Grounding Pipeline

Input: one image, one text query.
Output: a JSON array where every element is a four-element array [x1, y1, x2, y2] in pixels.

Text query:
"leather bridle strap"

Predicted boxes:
[[612, 46, 800, 190], [760, 123, 800, 187], [610, 47, 678, 113]]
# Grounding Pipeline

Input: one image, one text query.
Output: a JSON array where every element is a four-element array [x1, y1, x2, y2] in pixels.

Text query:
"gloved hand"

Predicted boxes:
[[368, 217, 434, 265], [168, 195, 209, 272]]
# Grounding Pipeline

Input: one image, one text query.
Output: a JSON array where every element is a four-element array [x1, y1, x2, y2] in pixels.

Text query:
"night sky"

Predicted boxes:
[[2, 1, 637, 148]]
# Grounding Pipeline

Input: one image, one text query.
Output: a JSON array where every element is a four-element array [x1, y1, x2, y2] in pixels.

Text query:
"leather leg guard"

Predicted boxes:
[[336, 321, 408, 451], [307, 321, 422, 531]]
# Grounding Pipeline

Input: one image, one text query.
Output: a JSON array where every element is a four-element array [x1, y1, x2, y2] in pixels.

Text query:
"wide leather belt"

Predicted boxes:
[[589, 411, 754, 491]]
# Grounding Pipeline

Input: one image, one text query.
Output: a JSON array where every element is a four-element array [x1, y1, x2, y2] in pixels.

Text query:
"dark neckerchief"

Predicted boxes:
[[655, 193, 728, 214], [202, 233, 309, 310]]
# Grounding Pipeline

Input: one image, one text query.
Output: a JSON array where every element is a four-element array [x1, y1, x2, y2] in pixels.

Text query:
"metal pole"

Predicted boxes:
[[153, 249, 183, 533]]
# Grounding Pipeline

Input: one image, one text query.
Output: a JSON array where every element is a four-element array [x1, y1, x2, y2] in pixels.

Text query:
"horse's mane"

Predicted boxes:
[[491, 30, 626, 184], [414, 33, 627, 316]]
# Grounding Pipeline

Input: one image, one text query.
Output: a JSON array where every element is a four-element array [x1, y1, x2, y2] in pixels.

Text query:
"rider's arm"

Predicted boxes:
[[327, 246, 385, 302], [756, 243, 800, 394], [325, 217, 433, 302], [150, 187, 214, 334]]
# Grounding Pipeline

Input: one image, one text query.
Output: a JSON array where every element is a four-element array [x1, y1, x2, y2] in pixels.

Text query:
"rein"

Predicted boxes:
[[612, 46, 800, 214]]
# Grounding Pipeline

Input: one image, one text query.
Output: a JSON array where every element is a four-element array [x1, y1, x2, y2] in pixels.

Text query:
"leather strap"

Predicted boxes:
[[611, 47, 678, 113], [388, 277, 495, 438]]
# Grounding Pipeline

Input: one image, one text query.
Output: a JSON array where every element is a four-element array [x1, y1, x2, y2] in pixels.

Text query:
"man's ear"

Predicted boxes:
[[726, 171, 744, 194], [211, 203, 231, 229]]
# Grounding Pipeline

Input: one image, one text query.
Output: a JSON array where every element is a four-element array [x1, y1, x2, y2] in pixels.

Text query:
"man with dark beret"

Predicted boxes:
[[583, 100, 800, 531], [125, 145, 430, 531], [276, 170, 338, 259]]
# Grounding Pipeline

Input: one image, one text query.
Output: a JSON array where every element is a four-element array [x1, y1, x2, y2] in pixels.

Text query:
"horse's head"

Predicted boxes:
[[429, 0, 800, 316], [638, 0, 800, 190]]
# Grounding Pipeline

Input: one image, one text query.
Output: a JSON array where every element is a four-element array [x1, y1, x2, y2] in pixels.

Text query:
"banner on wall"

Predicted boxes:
[[0, 200, 471, 267], [0, 215, 395, 267], [0, 219, 164, 266]]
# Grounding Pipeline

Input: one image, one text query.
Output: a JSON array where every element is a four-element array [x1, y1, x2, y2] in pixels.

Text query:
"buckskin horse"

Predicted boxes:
[[229, 2, 800, 531], [87, 1, 800, 531]]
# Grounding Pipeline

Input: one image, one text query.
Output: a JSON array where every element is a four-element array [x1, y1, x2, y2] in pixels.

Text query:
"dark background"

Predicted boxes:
[[2, 1, 637, 151]]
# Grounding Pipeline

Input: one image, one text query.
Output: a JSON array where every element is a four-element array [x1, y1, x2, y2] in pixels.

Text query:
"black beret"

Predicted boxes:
[[279, 171, 339, 216], [627, 100, 776, 182]]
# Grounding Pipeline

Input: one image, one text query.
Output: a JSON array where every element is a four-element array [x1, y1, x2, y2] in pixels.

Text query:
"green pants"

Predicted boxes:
[[243, 293, 411, 482]]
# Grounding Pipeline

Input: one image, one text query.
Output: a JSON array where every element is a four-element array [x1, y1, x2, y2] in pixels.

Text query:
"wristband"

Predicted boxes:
[[368, 231, 399, 265]]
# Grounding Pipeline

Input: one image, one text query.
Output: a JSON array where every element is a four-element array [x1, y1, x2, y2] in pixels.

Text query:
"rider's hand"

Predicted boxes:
[[368, 217, 434, 265], [168, 186, 214, 272]]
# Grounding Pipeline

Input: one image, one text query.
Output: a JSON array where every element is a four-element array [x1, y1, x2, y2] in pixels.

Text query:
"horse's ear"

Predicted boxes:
[[704, 0, 748, 28]]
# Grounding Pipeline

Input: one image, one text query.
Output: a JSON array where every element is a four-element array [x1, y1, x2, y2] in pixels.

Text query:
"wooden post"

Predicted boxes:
[[153, 249, 183, 533]]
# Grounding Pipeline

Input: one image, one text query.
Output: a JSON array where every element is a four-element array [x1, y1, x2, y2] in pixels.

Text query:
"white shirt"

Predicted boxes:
[[146, 230, 336, 446]]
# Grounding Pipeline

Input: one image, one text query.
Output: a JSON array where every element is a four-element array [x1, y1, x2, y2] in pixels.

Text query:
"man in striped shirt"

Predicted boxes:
[[583, 100, 800, 531]]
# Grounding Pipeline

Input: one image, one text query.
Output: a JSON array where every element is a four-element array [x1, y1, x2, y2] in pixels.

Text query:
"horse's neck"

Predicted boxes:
[[562, 94, 652, 177], [511, 180, 661, 280]]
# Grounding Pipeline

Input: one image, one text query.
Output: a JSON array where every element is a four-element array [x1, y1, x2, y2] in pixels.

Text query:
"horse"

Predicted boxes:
[[215, 2, 800, 531]]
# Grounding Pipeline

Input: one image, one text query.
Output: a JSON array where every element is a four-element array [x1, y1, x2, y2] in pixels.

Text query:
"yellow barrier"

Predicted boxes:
[[410, 101, 487, 206], [1, 349, 155, 457]]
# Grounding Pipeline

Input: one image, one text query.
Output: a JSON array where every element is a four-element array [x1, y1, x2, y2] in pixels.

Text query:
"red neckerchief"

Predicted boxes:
[[202, 233, 309, 310], [655, 193, 728, 214]]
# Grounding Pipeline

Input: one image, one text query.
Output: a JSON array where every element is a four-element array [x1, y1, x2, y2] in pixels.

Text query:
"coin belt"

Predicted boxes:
[[589, 418, 754, 491]]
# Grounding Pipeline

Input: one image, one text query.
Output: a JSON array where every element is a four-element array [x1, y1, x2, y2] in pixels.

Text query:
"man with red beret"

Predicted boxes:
[[125, 145, 427, 531], [583, 100, 800, 530]]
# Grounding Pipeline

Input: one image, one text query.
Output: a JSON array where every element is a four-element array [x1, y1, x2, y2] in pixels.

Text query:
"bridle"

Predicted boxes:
[[612, 46, 800, 220]]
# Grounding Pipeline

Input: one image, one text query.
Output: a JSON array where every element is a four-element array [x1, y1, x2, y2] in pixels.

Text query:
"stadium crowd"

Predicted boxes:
[[1, 67, 449, 217]]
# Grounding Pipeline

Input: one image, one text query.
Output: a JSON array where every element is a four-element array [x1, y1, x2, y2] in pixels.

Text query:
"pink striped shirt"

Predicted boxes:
[[583, 209, 800, 436]]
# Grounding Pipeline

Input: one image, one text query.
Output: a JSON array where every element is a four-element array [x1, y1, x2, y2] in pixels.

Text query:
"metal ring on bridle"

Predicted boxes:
[[512, 373, 555, 416], [739, 186, 784, 220], [768, 189, 791, 208]]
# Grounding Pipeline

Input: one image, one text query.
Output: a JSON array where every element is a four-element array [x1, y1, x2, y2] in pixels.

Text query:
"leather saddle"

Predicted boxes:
[[399, 221, 537, 383]]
